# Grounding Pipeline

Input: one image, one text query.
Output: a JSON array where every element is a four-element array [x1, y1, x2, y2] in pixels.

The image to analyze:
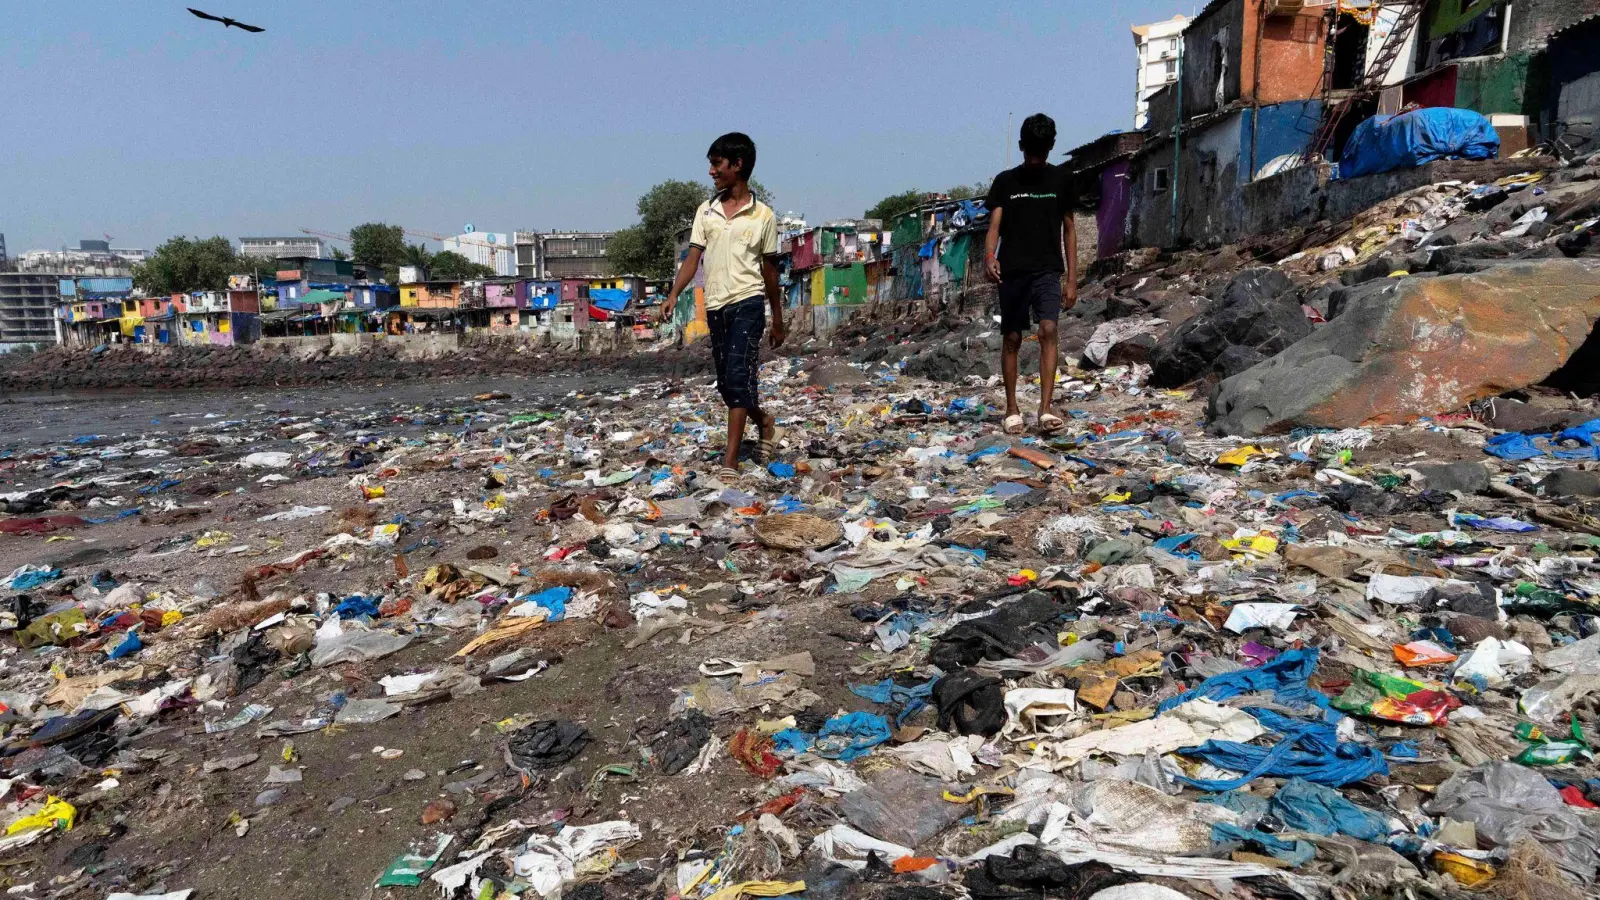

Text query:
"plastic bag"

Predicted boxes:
[[309, 629, 413, 667], [1424, 762, 1600, 885], [4, 796, 76, 836], [1331, 669, 1459, 725]]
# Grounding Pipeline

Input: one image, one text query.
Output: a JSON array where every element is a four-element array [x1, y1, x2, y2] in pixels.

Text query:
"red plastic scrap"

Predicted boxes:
[[1560, 785, 1597, 809], [0, 515, 89, 536], [729, 728, 781, 779]]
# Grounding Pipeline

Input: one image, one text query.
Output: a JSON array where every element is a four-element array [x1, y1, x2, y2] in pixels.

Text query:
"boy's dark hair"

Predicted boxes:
[[1019, 114, 1057, 156], [708, 132, 757, 179]]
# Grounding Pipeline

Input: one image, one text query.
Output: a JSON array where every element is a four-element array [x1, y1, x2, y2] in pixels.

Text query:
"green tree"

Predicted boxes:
[[401, 243, 433, 270], [610, 179, 710, 278], [234, 253, 282, 283], [948, 181, 989, 200], [749, 179, 775, 209], [426, 250, 494, 280], [865, 189, 926, 224], [132, 236, 239, 295], [609, 178, 780, 279], [349, 222, 406, 266], [330, 246, 349, 260]]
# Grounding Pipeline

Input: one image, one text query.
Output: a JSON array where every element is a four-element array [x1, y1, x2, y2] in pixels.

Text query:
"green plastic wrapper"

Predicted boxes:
[[1331, 669, 1460, 725], [376, 834, 452, 887]]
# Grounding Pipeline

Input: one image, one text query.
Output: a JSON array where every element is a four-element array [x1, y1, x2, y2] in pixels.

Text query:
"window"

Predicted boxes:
[[1152, 168, 1171, 192], [1164, 59, 1177, 76]]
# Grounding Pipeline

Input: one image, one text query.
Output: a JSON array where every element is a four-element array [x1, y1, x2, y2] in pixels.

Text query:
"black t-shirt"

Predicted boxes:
[[985, 163, 1075, 276]]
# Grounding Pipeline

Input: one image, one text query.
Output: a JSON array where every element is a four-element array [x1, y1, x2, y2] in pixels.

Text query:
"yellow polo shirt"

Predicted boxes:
[[689, 194, 779, 311]]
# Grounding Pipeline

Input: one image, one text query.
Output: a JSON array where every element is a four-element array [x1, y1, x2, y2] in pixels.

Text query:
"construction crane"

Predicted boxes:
[[1302, 0, 1426, 163], [298, 226, 515, 257]]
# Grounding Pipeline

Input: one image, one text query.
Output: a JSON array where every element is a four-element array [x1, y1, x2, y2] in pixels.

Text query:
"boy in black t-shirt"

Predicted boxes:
[[983, 113, 1078, 435]]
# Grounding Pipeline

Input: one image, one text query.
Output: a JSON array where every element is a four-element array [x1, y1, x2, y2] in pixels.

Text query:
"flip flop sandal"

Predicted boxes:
[[1003, 414, 1026, 435], [1038, 413, 1066, 435], [757, 426, 788, 463], [714, 466, 742, 482]]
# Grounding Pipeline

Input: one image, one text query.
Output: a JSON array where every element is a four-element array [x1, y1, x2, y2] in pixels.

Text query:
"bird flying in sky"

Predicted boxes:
[[186, 8, 265, 33]]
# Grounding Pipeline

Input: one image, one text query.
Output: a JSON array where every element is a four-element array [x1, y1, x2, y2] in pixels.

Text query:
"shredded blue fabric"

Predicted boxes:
[[1212, 823, 1315, 865], [814, 712, 892, 761], [850, 678, 935, 725], [771, 729, 813, 754], [1159, 648, 1326, 713], [1178, 708, 1389, 790], [6, 568, 61, 591], [524, 586, 573, 621], [1558, 418, 1600, 446], [332, 595, 382, 620], [1484, 432, 1546, 460], [1268, 776, 1391, 842], [108, 631, 143, 659], [82, 508, 141, 525]]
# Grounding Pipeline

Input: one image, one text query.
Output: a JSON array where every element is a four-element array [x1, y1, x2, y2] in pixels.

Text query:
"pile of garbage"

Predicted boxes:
[[5, 312, 1600, 900]]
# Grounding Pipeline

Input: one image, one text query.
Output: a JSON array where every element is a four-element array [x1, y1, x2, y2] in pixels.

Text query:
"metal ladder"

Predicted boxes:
[[1302, 0, 1426, 162]]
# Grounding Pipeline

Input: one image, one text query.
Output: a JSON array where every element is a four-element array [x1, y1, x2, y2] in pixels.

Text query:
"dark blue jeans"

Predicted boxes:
[[706, 295, 765, 409]]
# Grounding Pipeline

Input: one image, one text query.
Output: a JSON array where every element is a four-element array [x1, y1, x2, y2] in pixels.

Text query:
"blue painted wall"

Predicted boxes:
[[1240, 99, 1323, 183]]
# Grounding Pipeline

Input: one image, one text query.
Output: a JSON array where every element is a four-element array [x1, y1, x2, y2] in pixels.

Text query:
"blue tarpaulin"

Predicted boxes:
[[1337, 108, 1500, 180], [589, 288, 633, 312]]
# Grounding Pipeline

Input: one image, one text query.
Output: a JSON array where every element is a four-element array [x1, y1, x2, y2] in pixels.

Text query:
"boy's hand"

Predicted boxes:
[[985, 255, 1002, 282], [658, 298, 675, 323], [769, 321, 787, 349], [1062, 280, 1078, 309]]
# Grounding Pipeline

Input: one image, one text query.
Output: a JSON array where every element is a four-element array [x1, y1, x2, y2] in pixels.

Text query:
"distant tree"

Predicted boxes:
[[133, 236, 239, 295], [866, 189, 926, 224], [349, 222, 407, 282], [948, 181, 990, 200], [749, 179, 775, 209], [606, 226, 652, 280], [330, 246, 349, 260], [401, 243, 433, 269], [427, 250, 494, 280], [235, 253, 281, 282], [609, 180, 710, 279], [610, 178, 781, 279]]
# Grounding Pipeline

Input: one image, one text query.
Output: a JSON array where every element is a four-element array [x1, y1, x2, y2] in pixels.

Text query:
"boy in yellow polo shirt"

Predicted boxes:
[[661, 133, 787, 478]]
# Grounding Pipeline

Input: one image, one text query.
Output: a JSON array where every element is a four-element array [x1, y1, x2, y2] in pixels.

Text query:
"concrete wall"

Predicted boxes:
[[1129, 111, 1248, 249], [1182, 0, 1244, 119], [1239, 155, 1554, 238], [1455, 52, 1539, 115], [1507, 0, 1600, 53], [1560, 70, 1600, 128]]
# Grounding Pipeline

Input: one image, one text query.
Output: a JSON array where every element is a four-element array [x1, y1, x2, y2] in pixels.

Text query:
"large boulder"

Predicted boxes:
[[1148, 268, 1311, 387], [1209, 260, 1600, 436]]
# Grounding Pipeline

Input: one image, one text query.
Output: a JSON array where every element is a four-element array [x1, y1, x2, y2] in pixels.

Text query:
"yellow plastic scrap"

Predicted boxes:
[[160, 610, 183, 628], [1388, 270, 1410, 277], [1215, 446, 1277, 467], [5, 797, 76, 836], [1101, 491, 1132, 504], [1433, 851, 1495, 887], [1496, 171, 1543, 187], [1222, 534, 1281, 557], [704, 881, 807, 900], [453, 614, 547, 657], [195, 530, 232, 548], [942, 785, 1016, 803]]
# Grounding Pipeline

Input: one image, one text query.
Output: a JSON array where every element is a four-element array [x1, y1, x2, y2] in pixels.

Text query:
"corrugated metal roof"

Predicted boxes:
[[1549, 11, 1600, 41]]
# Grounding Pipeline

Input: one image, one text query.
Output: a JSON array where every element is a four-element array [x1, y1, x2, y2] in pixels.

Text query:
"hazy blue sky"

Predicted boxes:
[[3, 0, 1195, 253]]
